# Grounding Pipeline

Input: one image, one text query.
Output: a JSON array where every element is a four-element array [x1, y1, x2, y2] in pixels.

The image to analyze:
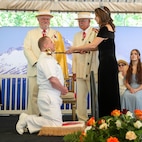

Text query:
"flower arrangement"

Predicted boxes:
[[63, 109, 142, 142]]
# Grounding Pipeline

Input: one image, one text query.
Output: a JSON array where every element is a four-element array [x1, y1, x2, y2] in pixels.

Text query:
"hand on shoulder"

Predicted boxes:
[[92, 28, 99, 33]]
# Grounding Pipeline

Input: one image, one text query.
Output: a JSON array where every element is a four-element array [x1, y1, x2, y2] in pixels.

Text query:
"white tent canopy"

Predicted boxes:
[[0, 0, 142, 13]]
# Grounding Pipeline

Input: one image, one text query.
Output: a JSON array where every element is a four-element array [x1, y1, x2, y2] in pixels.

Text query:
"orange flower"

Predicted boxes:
[[86, 117, 95, 126], [134, 109, 142, 116], [107, 136, 119, 142], [98, 119, 105, 125], [81, 131, 86, 136], [79, 131, 86, 142], [111, 109, 121, 117], [134, 109, 142, 120]]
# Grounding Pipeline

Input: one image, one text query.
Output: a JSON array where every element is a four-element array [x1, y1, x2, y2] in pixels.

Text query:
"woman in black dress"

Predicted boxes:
[[66, 6, 121, 117]]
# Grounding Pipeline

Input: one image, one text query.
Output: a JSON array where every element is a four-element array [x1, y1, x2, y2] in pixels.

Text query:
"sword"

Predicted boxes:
[[53, 51, 88, 54]]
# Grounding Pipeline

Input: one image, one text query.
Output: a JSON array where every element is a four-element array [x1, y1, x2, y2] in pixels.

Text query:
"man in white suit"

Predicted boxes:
[[72, 12, 99, 121], [24, 10, 68, 115], [16, 36, 68, 135]]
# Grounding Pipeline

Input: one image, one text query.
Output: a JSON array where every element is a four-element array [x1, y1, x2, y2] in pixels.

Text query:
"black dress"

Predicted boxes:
[[0, 87, 1, 105], [97, 26, 121, 117]]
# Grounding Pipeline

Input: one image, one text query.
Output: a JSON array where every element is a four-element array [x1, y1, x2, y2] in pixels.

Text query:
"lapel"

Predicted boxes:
[[82, 27, 94, 44]]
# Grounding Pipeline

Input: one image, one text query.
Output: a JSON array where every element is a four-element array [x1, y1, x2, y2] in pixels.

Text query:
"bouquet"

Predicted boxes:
[[63, 109, 142, 142]]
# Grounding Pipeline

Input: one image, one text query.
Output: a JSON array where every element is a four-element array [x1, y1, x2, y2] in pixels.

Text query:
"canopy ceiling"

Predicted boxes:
[[0, 0, 142, 13]]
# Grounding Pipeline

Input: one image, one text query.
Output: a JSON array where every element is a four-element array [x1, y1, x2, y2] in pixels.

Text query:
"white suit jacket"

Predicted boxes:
[[118, 72, 127, 95], [24, 28, 68, 77], [72, 27, 99, 81]]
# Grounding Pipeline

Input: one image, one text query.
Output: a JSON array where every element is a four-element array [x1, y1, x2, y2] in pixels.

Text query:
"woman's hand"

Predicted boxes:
[[80, 50, 87, 54], [65, 47, 76, 54], [92, 28, 99, 33], [129, 87, 135, 93]]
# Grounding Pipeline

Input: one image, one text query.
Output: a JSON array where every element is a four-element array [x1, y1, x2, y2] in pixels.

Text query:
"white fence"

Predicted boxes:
[[0, 75, 91, 115]]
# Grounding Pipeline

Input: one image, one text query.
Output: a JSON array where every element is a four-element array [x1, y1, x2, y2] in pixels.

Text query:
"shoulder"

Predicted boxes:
[[39, 55, 55, 64], [75, 30, 82, 35], [105, 24, 114, 32], [30, 27, 40, 32], [99, 25, 113, 32], [97, 26, 114, 38], [74, 31, 82, 37], [97, 27, 108, 37], [27, 28, 40, 34]]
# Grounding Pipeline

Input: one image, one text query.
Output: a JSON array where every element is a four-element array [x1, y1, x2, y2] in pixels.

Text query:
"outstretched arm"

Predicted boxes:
[[65, 36, 104, 54]]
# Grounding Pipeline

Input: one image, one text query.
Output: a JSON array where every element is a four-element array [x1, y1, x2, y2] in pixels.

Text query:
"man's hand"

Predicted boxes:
[[72, 73, 76, 81], [61, 86, 68, 95]]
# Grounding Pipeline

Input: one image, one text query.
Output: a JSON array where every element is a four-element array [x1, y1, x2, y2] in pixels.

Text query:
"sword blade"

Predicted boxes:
[[54, 52, 81, 54]]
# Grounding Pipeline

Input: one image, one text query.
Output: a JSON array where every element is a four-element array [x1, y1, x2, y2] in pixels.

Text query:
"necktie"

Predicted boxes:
[[42, 29, 46, 37], [82, 31, 86, 40]]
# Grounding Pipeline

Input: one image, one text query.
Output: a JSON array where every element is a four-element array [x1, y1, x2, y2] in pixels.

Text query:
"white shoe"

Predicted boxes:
[[16, 113, 28, 135]]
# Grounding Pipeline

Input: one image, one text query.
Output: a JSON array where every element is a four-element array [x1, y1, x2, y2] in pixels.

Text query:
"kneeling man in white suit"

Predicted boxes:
[[16, 36, 68, 135]]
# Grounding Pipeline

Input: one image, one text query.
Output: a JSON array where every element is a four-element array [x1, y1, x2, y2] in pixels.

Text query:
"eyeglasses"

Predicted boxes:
[[39, 18, 51, 21], [78, 19, 89, 22], [118, 64, 126, 67]]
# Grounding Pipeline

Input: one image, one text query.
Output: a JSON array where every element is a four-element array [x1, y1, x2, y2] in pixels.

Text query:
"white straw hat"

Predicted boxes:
[[118, 60, 128, 65], [75, 12, 93, 20], [36, 10, 53, 18]]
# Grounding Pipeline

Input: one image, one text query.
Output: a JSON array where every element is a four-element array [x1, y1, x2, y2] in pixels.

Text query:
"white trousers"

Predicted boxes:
[[27, 77, 39, 115], [76, 78, 90, 121], [26, 92, 62, 133]]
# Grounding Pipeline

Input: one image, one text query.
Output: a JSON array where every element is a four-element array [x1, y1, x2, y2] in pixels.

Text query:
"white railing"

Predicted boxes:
[[0, 75, 91, 115]]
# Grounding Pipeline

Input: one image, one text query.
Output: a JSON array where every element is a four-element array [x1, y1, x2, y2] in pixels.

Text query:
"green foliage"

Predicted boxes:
[[63, 131, 82, 142], [113, 13, 142, 26], [0, 10, 142, 27], [0, 11, 37, 26], [63, 110, 142, 142]]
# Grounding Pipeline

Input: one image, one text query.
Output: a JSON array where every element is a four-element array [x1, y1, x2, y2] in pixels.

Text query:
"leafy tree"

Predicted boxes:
[[0, 10, 142, 27]]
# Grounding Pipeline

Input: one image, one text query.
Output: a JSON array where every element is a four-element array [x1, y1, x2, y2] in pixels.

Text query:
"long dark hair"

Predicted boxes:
[[126, 49, 142, 84], [95, 6, 115, 31]]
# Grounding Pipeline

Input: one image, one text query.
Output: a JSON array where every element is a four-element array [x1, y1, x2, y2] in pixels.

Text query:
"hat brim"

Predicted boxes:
[[118, 60, 128, 65], [75, 18, 93, 20], [36, 14, 53, 18]]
